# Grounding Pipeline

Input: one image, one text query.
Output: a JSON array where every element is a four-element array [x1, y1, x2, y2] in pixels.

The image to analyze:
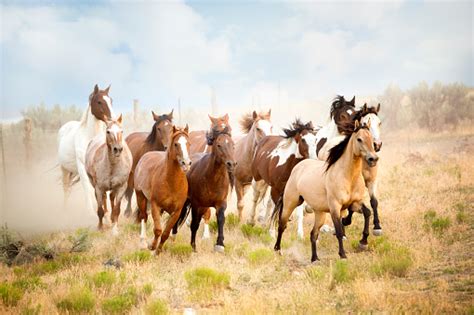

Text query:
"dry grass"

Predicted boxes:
[[0, 126, 473, 314]]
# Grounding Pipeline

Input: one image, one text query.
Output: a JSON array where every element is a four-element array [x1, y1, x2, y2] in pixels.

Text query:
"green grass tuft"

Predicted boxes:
[[142, 283, 153, 296], [371, 244, 413, 277], [146, 299, 169, 315], [185, 267, 230, 301], [306, 266, 325, 284], [332, 260, 354, 284], [168, 243, 192, 259], [0, 282, 24, 306], [89, 270, 116, 288], [13, 276, 43, 290], [69, 228, 92, 253], [102, 287, 139, 314], [209, 220, 218, 233], [247, 248, 274, 265], [123, 250, 152, 263], [226, 213, 240, 229], [456, 211, 467, 223], [240, 224, 273, 244], [56, 287, 95, 313], [20, 304, 42, 315], [431, 217, 451, 232]]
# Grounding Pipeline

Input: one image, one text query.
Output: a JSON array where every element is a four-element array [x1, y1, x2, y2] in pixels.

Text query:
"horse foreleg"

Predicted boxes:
[[295, 204, 305, 240], [235, 180, 245, 222], [111, 186, 126, 236], [77, 160, 96, 215], [329, 201, 346, 259], [124, 175, 134, 217], [359, 204, 371, 250], [135, 190, 148, 249], [149, 200, 162, 252], [61, 167, 72, 207], [202, 208, 211, 240], [248, 180, 267, 225], [94, 188, 105, 230], [158, 209, 182, 252], [310, 211, 327, 262], [190, 207, 202, 252], [215, 204, 227, 253], [367, 180, 382, 235]]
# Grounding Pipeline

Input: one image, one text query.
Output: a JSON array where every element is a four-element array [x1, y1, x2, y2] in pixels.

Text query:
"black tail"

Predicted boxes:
[[270, 196, 284, 227], [175, 199, 192, 230]]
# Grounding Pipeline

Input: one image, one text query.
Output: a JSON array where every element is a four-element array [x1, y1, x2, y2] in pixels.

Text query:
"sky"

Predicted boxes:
[[0, 0, 472, 119]]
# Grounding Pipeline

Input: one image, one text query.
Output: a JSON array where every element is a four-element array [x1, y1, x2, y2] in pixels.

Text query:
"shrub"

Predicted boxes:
[[123, 250, 152, 263], [56, 287, 95, 313], [69, 228, 92, 253], [247, 248, 273, 265], [0, 282, 24, 306], [146, 299, 169, 315], [431, 217, 451, 232], [185, 267, 230, 300], [13, 276, 43, 290], [102, 287, 139, 314], [89, 270, 116, 288], [30, 260, 61, 276], [168, 244, 192, 259]]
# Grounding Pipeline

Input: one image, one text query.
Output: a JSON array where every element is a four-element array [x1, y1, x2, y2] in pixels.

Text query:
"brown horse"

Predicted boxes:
[[273, 121, 378, 261], [124, 110, 174, 217], [234, 110, 273, 222], [133, 125, 191, 253], [85, 114, 132, 235], [248, 119, 316, 226], [175, 127, 236, 253], [189, 114, 231, 154]]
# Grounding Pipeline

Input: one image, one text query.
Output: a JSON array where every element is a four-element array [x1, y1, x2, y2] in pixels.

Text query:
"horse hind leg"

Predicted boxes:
[[274, 192, 300, 252], [135, 190, 148, 249], [235, 180, 245, 222], [310, 211, 327, 262], [61, 167, 72, 206], [329, 202, 346, 259], [124, 186, 134, 218], [248, 180, 267, 225]]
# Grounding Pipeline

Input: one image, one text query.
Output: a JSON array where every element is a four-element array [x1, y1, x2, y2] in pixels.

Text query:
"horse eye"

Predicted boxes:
[[257, 128, 261, 132], [174, 143, 178, 147], [106, 131, 110, 134], [357, 138, 362, 142], [98, 101, 102, 104], [217, 144, 222, 148]]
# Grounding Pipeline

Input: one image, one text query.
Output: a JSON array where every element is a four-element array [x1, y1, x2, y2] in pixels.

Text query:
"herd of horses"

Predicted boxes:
[[57, 84, 383, 261]]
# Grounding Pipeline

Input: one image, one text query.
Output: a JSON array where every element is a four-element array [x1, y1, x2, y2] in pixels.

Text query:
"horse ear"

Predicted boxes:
[[94, 84, 99, 94], [354, 120, 360, 130], [362, 103, 367, 111], [376, 103, 381, 113], [252, 111, 258, 120], [117, 113, 123, 125], [184, 124, 189, 133], [350, 96, 355, 105], [172, 125, 177, 134], [223, 113, 229, 122], [104, 85, 110, 94], [267, 108, 272, 117], [168, 109, 174, 120], [208, 114, 217, 124], [152, 110, 159, 121], [366, 117, 372, 129]]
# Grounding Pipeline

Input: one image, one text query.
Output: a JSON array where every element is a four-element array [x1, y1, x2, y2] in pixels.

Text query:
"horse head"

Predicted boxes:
[[253, 109, 273, 142], [208, 127, 236, 173], [150, 109, 174, 150], [330, 95, 358, 135], [105, 114, 124, 158], [353, 120, 379, 167], [283, 119, 317, 160], [357, 103, 382, 152], [170, 124, 192, 172], [90, 84, 113, 122]]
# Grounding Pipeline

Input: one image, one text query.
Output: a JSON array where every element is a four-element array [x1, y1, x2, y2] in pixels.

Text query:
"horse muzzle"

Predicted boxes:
[[366, 154, 379, 167], [374, 141, 382, 152], [179, 159, 192, 172], [113, 146, 123, 157], [226, 161, 237, 173]]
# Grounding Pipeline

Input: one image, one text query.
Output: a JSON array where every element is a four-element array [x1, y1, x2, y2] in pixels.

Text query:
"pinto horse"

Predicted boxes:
[[124, 110, 174, 217], [133, 125, 191, 253], [249, 119, 317, 232], [175, 127, 236, 253], [234, 110, 273, 222], [273, 121, 378, 261], [189, 114, 231, 154], [58, 84, 114, 214], [85, 114, 132, 235]]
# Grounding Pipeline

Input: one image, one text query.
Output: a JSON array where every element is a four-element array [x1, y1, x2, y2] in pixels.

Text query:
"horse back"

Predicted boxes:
[[251, 135, 282, 181], [134, 151, 165, 199]]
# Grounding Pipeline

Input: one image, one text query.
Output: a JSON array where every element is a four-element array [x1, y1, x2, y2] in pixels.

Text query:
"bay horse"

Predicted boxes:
[[123, 110, 174, 217], [133, 125, 191, 253], [189, 114, 231, 154], [250, 119, 317, 234], [175, 127, 236, 253], [188, 113, 232, 239], [273, 120, 378, 261], [85, 114, 132, 235], [234, 110, 273, 222], [58, 84, 114, 214]]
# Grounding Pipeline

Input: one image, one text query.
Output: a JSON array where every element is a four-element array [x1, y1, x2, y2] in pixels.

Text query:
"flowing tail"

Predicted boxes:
[[270, 195, 284, 228], [175, 199, 192, 230]]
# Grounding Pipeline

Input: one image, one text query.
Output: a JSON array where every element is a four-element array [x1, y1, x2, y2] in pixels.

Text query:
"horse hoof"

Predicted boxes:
[[373, 229, 383, 236], [214, 245, 225, 253], [358, 243, 369, 251]]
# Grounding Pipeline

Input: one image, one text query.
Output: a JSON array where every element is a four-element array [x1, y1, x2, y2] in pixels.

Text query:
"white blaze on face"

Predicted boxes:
[[177, 136, 190, 162], [269, 138, 299, 167], [102, 95, 115, 117], [347, 109, 354, 115], [108, 123, 122, 141], [302, 133, 317, 159], [257, 119, 273, 135], [362, 114, 381, 143]]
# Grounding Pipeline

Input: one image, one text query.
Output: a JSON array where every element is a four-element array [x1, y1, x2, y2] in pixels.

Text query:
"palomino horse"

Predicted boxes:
[[134, 126, 191, 253], [175, 127, 236, 253], [250, 119, 317, 233], [273, 121, 378, 261], [58, 84, 114, 214], [124, 110, 174, 217], [188, 113, 232, 239], [85, 114, 132, 235], [189, 114, 231, 154], [234, 110, 273, 222]]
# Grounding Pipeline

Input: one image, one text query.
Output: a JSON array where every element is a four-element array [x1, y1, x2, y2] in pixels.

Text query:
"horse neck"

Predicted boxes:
[[327, 120, 342, 137], [82, 106, 104, 137], [241, 126, 259, 161], [205, 153, 227, 182], [336, 136, 363, 184], [163, 149, 182, 179]]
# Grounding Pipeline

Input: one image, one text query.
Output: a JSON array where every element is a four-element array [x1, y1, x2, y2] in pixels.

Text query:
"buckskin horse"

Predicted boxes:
[[273, 120, 378, 261], [123, 110, 174, 218], [58, 84, 114, 214], [133, 125, 191, 253], [85, 114, 132, 235]]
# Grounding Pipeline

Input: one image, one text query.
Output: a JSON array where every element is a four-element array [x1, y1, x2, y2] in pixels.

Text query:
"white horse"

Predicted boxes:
[[58, 84, 114, 214]]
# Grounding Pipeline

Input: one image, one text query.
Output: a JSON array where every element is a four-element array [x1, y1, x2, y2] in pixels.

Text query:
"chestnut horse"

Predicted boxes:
[[124, 110, 174, 217], [234, 110, 273, 222], [133, 125, 191, 253], [175, 127, 236, 253], [250, 119, 317, 234], [85, 114, 132, 235], [273, 121, 378, 261], [58, 84, 114, 214], [189, 114, 231, 154]]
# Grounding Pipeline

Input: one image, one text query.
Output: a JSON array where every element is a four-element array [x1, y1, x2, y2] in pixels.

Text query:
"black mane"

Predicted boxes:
[[282, 118, 314, 138], [354, 105, 379, 121], [206, 126, 232, 145], [146, 114, 172, 145], [326, 124, 369, 171], [330, 95, 354, 119]]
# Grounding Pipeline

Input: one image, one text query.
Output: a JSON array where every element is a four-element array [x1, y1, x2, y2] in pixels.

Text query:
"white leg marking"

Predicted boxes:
[[140, 219, 148, 249], [296, 204, 304, 240], [112, 223, 119, 236], [202, 223, 210, 239]]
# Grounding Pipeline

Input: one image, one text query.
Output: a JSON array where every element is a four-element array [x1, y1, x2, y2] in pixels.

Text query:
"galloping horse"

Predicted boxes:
[[124, 110, 174, 217], [273, 121, 378, 261], [234, 110, 273, 222], [175, 127, 236, 253], [58, 84, 114, 214], [134, 126, 191, 253], [85, 115, 132, 235], [189, 114, 231, 154], [250, 119, 317, 233]]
